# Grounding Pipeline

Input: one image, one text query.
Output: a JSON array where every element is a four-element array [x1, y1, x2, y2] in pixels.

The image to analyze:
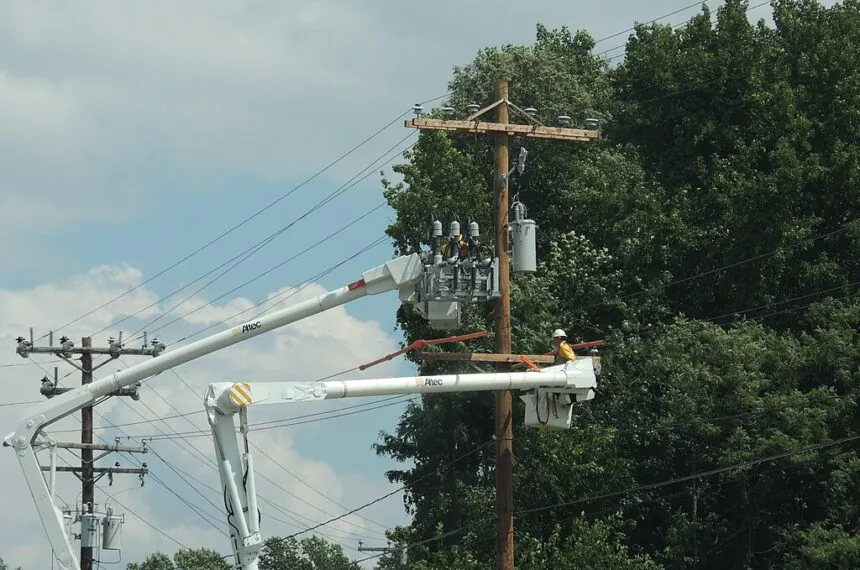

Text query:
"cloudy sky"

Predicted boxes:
[[0, 1, 816, 567]]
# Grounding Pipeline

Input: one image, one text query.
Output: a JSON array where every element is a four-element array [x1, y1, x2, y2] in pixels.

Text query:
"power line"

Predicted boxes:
[[143, 396, 416, 441], [283, 388, 860, 548], [104, 199, 386, 342], [600, 0, 771, 61], [171, 234, 389, 345], [281, 439, 497, 541], [122, 132, 415, 343], [0, 400, 40, 407], [705, 281, 860, 325], [51, 393, 407, 434], [36, 92, 449, 343], [578, 221, 856, 315], [593, 0, 706, 45], [109, 357, 390, 542], [353, 433, 860, 564], [249, 441, 391, 531]]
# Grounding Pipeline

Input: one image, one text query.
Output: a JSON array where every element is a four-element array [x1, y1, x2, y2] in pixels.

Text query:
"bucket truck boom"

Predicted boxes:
[[4, 253, 443, 570], [5, 217, 509, 569], [205, 358, 598, 570]]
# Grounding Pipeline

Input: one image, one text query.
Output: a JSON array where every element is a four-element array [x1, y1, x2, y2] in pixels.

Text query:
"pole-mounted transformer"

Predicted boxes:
[[509, 200, 536, 273]]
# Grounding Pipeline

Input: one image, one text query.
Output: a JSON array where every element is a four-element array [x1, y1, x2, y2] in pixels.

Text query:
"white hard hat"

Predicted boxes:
[[552, 329, 567, 339]]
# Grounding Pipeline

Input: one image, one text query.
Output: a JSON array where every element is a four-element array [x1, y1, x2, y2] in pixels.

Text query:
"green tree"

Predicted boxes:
[[259, 536, 360, 570], [126, 548, 229, 570], [376, 1, 860, 568], [127, 552, 172, 570], [0, 557, 23, 570]]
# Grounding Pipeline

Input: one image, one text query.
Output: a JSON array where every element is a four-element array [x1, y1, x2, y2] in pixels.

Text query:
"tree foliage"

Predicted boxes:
[[258, 536, 360, 570], [375, 1, 860, 569], [126, 548, 229, 570]]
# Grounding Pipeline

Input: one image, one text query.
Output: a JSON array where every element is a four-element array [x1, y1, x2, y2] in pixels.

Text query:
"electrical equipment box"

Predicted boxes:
[[510, 202, 537, 273], [80, 513, 100, 548], [415, 300, 461, 330], [102, 513, 124, 550]]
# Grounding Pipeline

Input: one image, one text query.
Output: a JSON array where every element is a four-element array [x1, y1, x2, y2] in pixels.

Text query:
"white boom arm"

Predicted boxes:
[[4, 254, 425, 570], [204, 358, 598, 570]]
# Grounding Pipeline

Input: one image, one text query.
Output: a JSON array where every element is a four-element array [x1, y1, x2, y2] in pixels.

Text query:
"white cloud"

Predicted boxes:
[[0, 0, 405, 247], [0, 262, 411, 568]]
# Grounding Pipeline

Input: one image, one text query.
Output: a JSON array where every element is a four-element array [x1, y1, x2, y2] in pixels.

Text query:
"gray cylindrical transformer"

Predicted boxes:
[[102, 514, 124, 550], [468, 221, 479, 237], [510, 218, 537, 273], [449, 220, 460, 237], [80, 513, 100, 548]]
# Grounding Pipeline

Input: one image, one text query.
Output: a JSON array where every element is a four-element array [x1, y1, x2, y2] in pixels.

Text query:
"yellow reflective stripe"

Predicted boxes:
[[229, 383, 253, 406]]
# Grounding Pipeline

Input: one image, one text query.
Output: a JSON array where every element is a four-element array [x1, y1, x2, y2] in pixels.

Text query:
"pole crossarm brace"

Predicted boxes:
[[40, 467, 148, 475], [405, 117, 598, 142], [413, 352, 556, 364], [25, 347, 159, 356], [358, 330, 489, 371], [55, 442, 148, 454]]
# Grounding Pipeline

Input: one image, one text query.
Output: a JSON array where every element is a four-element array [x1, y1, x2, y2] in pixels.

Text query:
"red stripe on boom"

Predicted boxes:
[[347, 278, 366, 291]]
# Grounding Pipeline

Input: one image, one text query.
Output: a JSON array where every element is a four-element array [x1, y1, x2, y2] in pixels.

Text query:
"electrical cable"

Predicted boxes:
[[279, 439, 496, 540], [110, 199, 386, 343], [599, 0, 771, 61], [142, 396, 417, 441], [51, 393, 407, 434], [592, 1, 706, 45], [249, 441, 391, 531], [35, 101, 428, 343], [171, 233, 389, 345], [108, 358, 390, 541], [579, 221, 856, 314], [351, 433, 860, 564], [36, 90, 450, 345], [0, 358, 63, 369], [121, 132, 415, 343], [146, 447, 382, 543], [705, 282, 860, 325], [264, 388, 860, 546]]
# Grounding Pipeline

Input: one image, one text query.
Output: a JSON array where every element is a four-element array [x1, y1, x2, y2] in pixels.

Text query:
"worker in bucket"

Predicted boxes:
[[552, 329, 575, 364]]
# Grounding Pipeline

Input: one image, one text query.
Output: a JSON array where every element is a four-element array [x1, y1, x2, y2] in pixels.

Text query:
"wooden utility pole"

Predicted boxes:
[[406, 80, 598, 570], [80, 337, 94, 570], [17, 329, 157, 567], [492, 79, 515, 570]]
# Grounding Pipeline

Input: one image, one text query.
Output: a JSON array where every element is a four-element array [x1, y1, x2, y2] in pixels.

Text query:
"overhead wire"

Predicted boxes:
[[279, 439, 497, 541], [145, 449, 382, 544], [170, 233, 390, 345], [103, 390, 383, 544], [591, 0, 706, 45], [351, 433, 860, 564], [110, 358, 390, 542], [141, 396, 417, 441], [269, 387, 860, 547], [599, 0, 771, 61], [35, 100, 429, 343], [36, 90, 450, 344], [121, 131, 416, 343]]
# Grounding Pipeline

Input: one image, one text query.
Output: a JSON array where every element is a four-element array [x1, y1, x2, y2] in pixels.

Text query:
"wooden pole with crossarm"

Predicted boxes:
[[405, 80, 599, 570]]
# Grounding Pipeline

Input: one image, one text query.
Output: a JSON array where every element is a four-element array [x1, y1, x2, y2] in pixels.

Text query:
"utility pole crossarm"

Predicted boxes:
[[24, 347, 160, 356], [405, 117, 598, 142], [40, 467, 148, 475]]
